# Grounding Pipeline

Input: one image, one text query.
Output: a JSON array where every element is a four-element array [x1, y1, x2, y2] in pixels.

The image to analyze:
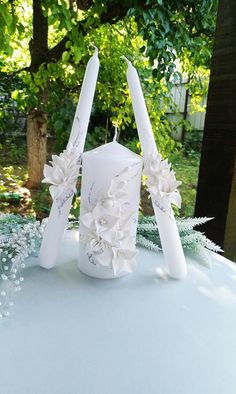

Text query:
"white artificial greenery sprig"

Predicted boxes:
[[137, 215, 223, 266]]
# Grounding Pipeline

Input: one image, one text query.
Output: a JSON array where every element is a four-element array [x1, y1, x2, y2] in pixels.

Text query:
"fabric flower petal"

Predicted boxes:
[[80, 212, 94, 229]]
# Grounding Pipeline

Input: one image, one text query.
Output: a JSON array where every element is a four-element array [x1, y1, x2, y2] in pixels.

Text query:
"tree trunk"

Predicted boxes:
[[181, 78, 189, 143], [26, 110, 47, 189], [194, 0, 236, 261]]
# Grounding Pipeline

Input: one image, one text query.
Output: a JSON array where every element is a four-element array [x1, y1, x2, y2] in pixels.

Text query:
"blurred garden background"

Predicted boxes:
[[0, 0, 235, 258]]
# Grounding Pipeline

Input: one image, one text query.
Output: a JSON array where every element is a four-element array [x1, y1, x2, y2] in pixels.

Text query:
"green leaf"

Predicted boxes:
[[0, 5, 12, 28], [62, 51, 70, 62], [11, 90, 19, 100], [73, 48, 82, 64], [65, 40, 72, 49]]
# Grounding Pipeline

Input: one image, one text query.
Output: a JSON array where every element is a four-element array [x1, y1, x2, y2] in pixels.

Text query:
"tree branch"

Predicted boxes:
[[11, 66, 31, 75], [47, 0, 134, 65], [27, 0, 144, 71], [48, 36, 68, 63], [29, 0, 49, 72], [100, 2, 131, 23], [76, 0, 93, 11]]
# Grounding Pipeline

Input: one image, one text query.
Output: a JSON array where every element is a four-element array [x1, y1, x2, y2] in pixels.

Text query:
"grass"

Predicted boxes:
[[0, 140, 200, 219], [0, 163, 34, 216], [172, 150, 200, 217]]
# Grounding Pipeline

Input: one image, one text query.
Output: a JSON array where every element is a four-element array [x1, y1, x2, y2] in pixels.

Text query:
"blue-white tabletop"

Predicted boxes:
[[1, 231, 236, 394]]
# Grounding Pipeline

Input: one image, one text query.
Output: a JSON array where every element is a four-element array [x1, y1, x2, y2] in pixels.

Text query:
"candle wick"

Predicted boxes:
[[113, 125, 118, 142], [90, 43, 98, 55], [120, 55, 131, 66]]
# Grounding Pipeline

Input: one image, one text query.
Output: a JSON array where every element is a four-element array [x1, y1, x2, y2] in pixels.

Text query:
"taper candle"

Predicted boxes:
[[125, 58, 187, 279], [39, 47, 99, 269]]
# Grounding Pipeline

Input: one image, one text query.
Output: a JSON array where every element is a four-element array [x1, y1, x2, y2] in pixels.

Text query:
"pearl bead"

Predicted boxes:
[[103, 198, 114, 209]]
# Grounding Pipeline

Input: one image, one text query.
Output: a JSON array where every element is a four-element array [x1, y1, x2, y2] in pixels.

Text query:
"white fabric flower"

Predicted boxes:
[[111, 235, 137, 275], [80, 165, 138, 275], [144, 153, 182, 208], [42, 143, 82, 199], [88, 235, 113, 268], [81, 230, 136, 274], [81, 203, 120, 235], [80, 201, 122, 269]]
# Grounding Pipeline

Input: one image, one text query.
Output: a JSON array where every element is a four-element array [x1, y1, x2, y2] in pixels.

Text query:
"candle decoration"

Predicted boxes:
[[39, 46, 100, 269], [124, 57, 187, 279]]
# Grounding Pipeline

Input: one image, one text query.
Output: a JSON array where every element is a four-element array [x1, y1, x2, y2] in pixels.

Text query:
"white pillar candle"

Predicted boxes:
[[39, 48, 99, 269], [125, 59, 187, 279], [78, 141, 142, 279]]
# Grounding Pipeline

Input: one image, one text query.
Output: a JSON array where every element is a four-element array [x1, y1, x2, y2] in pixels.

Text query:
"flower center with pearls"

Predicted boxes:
[[99, 218, 107, 226]]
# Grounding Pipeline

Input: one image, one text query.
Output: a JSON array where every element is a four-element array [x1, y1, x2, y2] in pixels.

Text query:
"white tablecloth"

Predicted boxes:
[[1, 231, 236, 394]]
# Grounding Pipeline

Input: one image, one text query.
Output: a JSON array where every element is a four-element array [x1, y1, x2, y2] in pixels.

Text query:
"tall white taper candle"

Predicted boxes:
[[39, 47, 99, 269], [125, 58, 187, 279], [68, 45, 99, 149]]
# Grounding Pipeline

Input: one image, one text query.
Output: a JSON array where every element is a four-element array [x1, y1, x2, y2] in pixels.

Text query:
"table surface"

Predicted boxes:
[[1, 231, 236, 394]]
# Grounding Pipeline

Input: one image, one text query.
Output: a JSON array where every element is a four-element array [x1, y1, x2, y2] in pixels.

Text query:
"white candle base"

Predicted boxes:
[[78, 243, 130, 279]]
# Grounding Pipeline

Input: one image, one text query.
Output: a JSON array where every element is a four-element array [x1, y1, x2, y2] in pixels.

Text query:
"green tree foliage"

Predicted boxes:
[[132, 0, 217, 79], [0, 0, 217, 154]]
